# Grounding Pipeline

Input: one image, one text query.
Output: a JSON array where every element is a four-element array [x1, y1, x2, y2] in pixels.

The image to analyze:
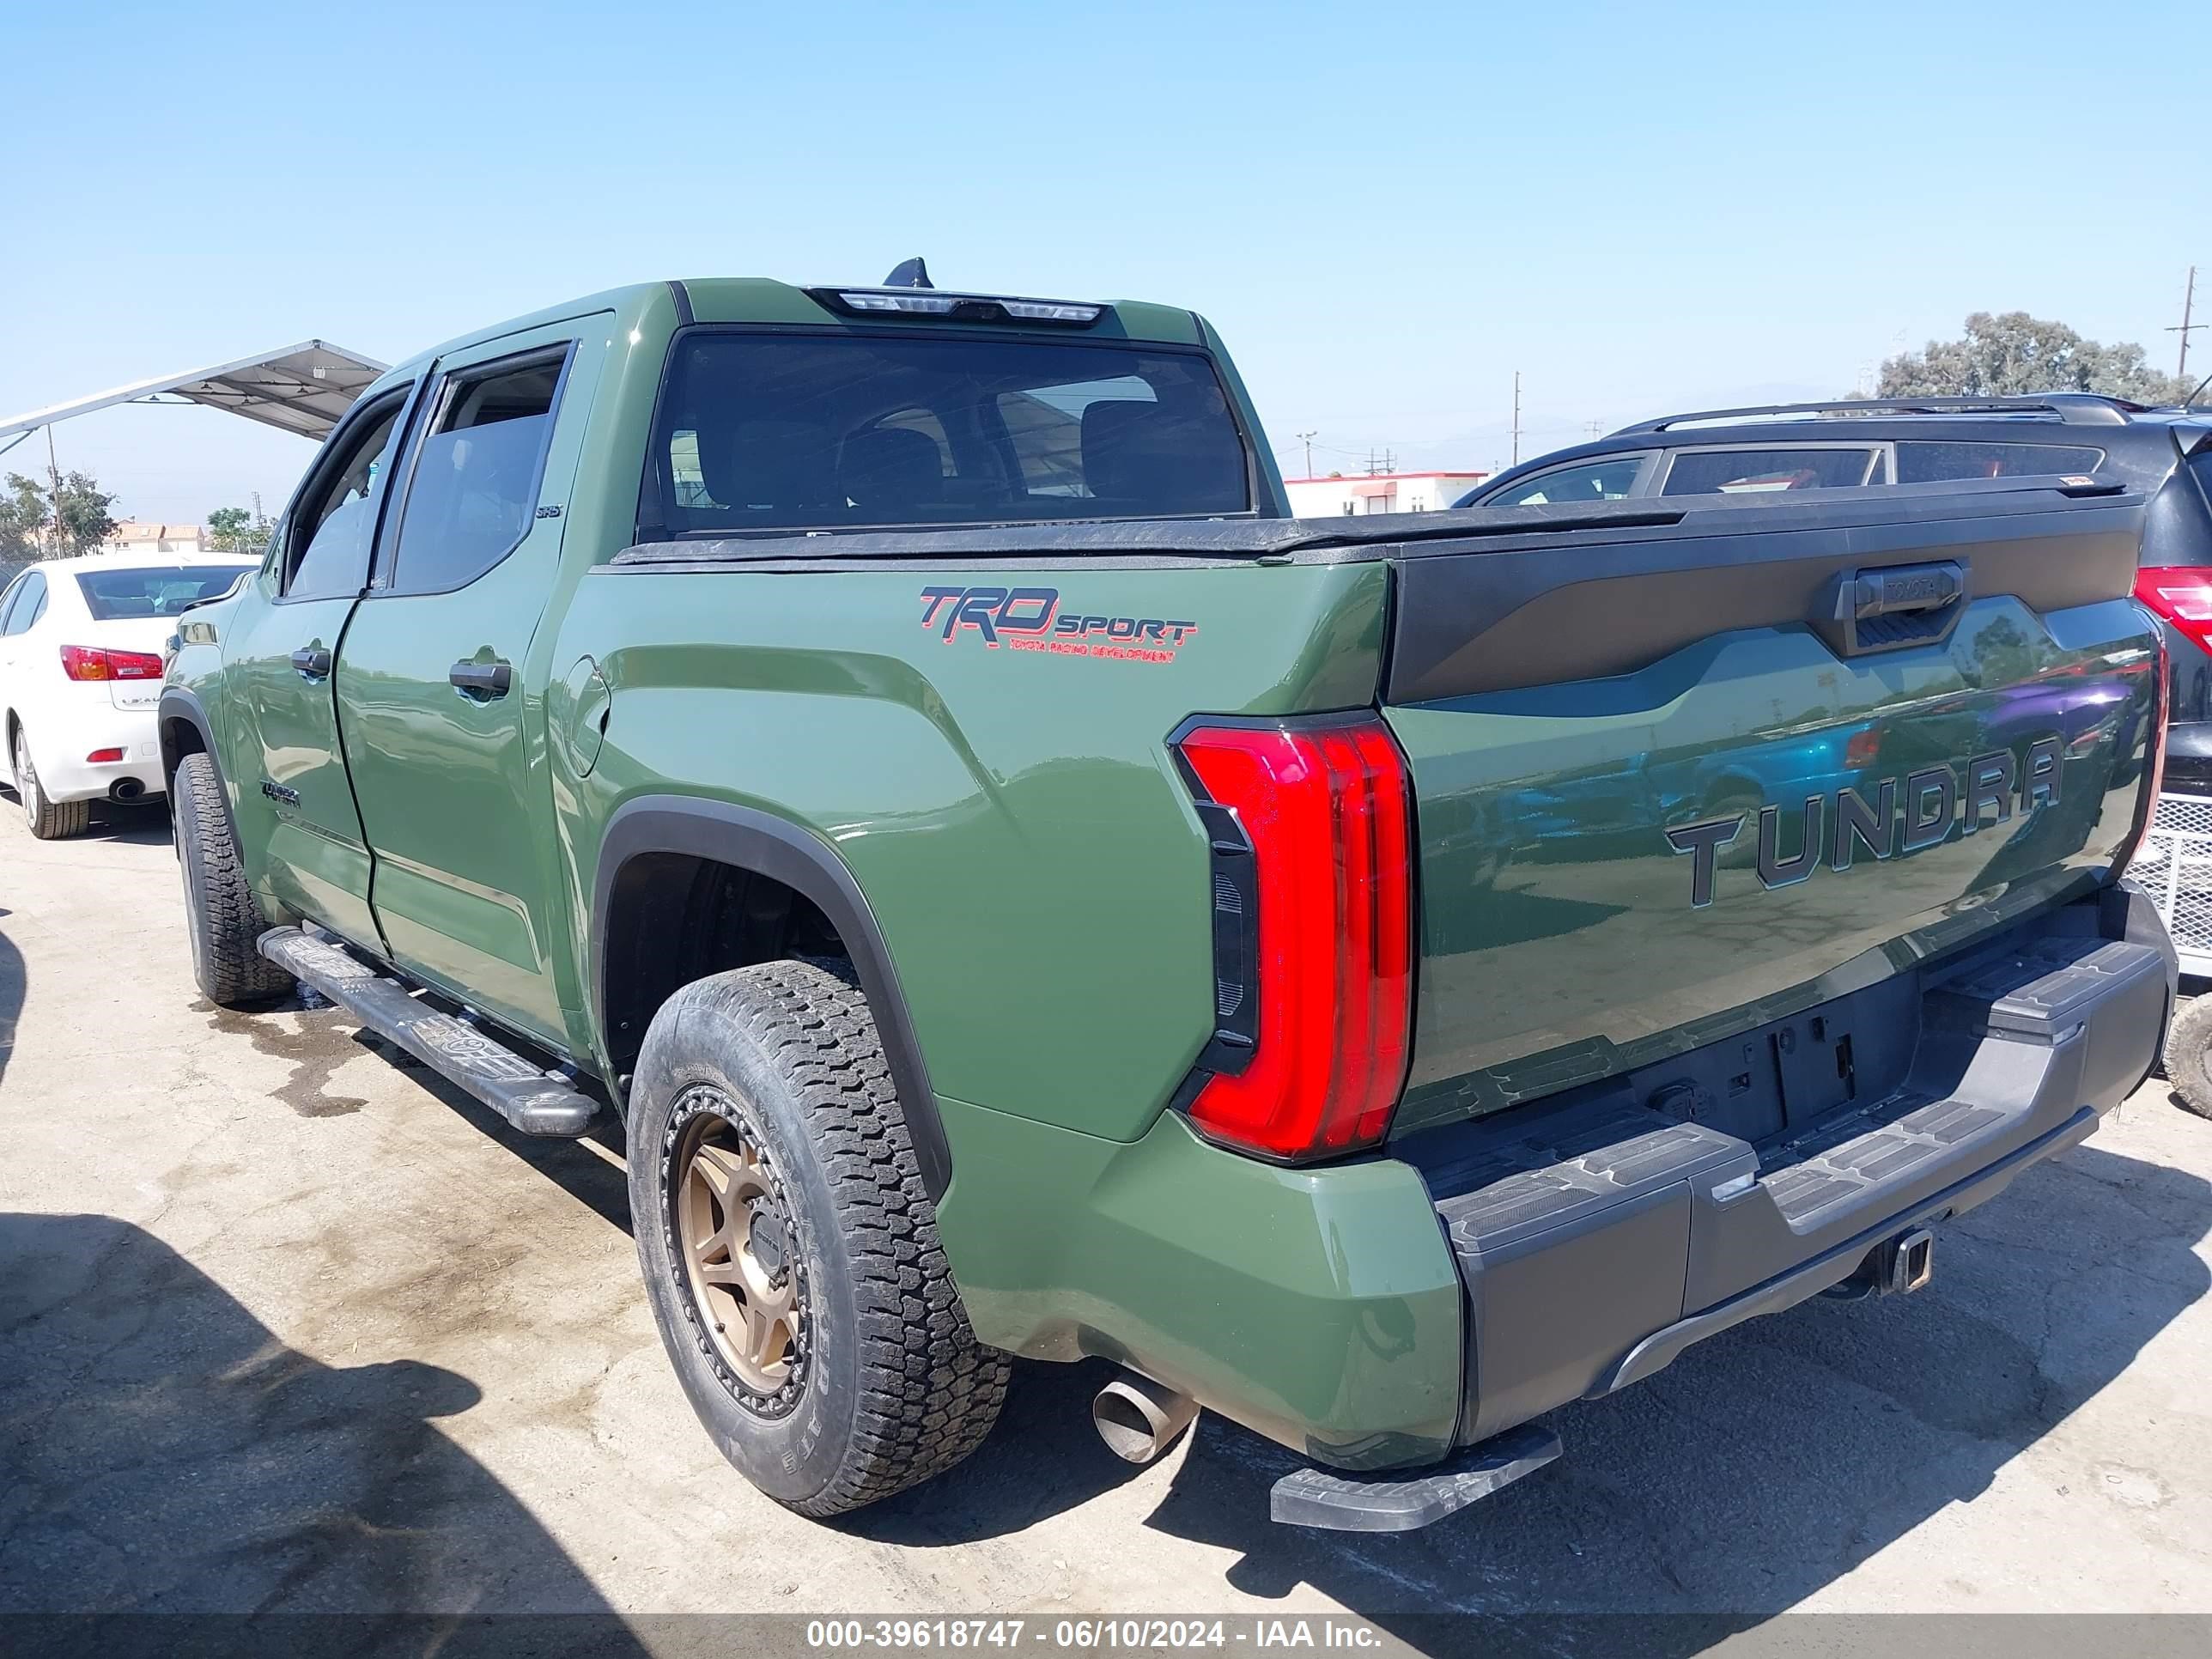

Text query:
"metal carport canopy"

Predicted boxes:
[[0, 340, 387, 445]]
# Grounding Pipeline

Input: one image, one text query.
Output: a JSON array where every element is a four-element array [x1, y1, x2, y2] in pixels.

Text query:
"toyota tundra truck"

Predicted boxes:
[[161, 271, 2176, 1531]]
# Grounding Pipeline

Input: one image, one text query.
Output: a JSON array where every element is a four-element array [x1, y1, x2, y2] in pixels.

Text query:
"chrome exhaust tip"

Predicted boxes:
[[110, 778, 146, 804], [1091, 1372, 1199, 1465]]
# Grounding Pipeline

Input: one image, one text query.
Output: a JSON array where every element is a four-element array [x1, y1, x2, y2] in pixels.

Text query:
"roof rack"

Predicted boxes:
[[1608, 392, 2145, 436]]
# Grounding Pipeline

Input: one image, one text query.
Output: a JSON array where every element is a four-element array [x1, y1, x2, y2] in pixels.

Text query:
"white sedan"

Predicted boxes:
[[0, 551, 258, 838]]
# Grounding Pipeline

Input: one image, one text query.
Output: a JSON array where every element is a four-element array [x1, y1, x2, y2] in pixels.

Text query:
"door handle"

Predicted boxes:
[[450, 659, 514, 698], [290, 645, 332, 680]]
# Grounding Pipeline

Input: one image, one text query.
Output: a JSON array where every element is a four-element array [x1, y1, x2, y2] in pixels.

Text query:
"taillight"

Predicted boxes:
[[1174, 716, 1414, 1160], [1843, 727, 1881, 769], [86, 748, 125, 763], [59, 645, 165, 682], [2132, 567, 2212, 655]]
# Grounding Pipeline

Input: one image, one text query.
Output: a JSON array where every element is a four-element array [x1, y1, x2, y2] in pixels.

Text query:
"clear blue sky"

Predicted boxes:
[[3, 0, 2203, 521]]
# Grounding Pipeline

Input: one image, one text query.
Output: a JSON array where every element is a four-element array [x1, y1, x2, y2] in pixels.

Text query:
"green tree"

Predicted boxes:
[[0, 474, 43, 561], [1877, 312, 2197, 405], [205, 505, 266, 554], [0, 470, 118, 557]]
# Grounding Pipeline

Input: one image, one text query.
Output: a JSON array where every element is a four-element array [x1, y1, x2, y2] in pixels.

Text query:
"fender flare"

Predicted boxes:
[[592, 795, 953, 1200], [156, 687, 245, 850]]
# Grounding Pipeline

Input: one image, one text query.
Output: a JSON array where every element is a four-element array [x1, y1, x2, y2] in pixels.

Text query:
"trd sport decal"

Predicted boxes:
[[918, 586, 1198, 664]]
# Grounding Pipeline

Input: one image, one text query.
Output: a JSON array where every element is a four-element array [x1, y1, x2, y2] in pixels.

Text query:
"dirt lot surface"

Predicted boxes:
[[3, 802, 2209, 1652]]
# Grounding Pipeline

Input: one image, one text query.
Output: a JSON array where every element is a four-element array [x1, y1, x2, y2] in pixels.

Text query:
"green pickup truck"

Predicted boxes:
[[163, 271, 2176, 1531]]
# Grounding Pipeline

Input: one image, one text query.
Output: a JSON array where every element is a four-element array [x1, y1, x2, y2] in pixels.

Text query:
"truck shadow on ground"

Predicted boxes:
[[0, 909, 20, 1087], [867, 1136, 2212, 1653], [0, 1212, 650, 1651]]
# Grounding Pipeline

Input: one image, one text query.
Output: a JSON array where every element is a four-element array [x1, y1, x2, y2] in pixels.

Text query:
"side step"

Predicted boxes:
[[258, 927, 599, 1137], [1268, 1423, 1561, 1533]]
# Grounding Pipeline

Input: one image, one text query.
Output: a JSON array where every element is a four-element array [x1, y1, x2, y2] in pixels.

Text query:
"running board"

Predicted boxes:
[[257, 927, 599, 1137]]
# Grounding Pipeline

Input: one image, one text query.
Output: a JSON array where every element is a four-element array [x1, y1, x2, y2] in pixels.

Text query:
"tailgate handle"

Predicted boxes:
[[1813, 560, 1966, 658]]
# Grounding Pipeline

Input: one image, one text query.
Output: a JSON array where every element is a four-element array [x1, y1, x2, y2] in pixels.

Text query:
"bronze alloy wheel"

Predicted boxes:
[[671, 1090, 805, 1408]]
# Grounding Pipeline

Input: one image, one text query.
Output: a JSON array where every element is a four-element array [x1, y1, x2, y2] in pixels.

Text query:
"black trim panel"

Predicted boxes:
[[592, 796, 952, 1200], [1388, 495, 2146, 702]]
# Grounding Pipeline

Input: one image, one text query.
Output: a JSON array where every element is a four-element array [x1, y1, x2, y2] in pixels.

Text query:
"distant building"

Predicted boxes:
[[1283, 471, 1490, 518], [104, 520, 208, 556]]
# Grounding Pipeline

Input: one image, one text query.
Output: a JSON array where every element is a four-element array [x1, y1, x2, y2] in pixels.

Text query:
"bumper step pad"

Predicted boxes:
[[258, 927, 599, 1137], [1271, 1424, 1562, 1533]]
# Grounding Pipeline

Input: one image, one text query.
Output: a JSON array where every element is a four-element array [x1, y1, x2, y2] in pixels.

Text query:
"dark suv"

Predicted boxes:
[[1459, 394, 2212, 782]]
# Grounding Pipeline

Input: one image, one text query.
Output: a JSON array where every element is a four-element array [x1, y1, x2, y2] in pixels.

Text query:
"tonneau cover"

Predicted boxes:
[[608, 474, 2125, 568]]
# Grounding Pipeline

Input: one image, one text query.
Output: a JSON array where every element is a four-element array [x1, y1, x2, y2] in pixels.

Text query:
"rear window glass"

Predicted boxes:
[[1895, 441, 2105, 483], [75, 566, 248, 619], [1661, 448, 1876, 495], [647, 334, 1251, 537]]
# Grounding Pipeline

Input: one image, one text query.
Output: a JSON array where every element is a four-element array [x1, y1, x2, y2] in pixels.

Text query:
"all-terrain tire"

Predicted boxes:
[[629, 959, 1010, 1516], [2162, 995, 2212, 1121], [173, 750, 291, 1007], [12, 726, 89, 840]]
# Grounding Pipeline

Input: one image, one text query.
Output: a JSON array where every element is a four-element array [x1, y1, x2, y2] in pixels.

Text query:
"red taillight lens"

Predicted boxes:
[[2133, 567, 2212, 655], [86, 748, 125, 764], [1843, 727, 1881, 769], [59, 645, 164, 682], [1176, 717, 1413, 1160]]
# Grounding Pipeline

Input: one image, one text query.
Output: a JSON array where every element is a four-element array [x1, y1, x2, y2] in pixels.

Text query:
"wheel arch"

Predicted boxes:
[[157, 687, 249, 850], [592, 794, 952, 1200]]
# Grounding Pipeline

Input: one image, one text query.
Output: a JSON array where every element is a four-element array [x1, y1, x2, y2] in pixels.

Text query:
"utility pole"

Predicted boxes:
[[1295, 431, 1316, 477], [1584, 421, 1601, 440], [1510, 373, 1522, 466], [2171, 266, 2201, 384], [45, 424, 65, 562]]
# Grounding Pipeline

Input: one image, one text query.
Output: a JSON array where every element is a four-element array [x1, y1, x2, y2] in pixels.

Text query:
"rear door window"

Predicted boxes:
[[645, 333, 1252, 537], [1661, 447, 1878, 495], [1895, 441, 2106, 483], [1481, 454, 1651, 507], [76, 566, 251, 619], [387, 350, 567, 592]]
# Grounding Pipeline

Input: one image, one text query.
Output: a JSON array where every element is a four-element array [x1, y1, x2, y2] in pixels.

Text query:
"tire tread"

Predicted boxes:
[[680, 960, 1009, 1516], [174, 750, 289, 1006]]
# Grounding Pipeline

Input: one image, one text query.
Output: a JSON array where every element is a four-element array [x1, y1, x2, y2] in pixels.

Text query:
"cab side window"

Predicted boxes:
[[285, 395, 406, 600]]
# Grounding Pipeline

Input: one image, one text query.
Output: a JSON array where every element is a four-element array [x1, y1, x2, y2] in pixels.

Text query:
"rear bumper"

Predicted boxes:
[[1429, 886, 2174, 1447], [18, 701, 163, 802]]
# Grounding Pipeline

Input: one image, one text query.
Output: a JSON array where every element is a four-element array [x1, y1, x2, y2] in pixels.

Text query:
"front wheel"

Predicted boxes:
[[629, 960, 1009, 1516], [12, 726, 88, 840]]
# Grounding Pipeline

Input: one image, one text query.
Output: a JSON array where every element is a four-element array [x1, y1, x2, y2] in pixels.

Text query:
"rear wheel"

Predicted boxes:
[[2163, 995, 2212, 1121], [173, 750, 291, 1007], [12, 726, 88, 841], [629, 960, 1009, 1516]]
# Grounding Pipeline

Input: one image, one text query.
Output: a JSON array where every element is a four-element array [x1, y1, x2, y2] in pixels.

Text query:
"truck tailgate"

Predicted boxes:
[[1381, 483, 2160, 1136]]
